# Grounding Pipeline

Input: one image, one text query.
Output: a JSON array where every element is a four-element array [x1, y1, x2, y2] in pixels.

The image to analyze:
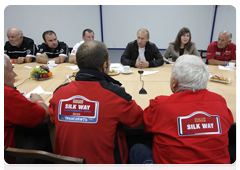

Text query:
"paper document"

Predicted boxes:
[[66, 66, 79, 70], [25, 86, 53, 99], [218, 65, 234, 71], [143, 71, 159, 76]]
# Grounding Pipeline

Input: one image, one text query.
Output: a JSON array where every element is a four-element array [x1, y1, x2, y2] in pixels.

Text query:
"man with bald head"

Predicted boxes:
[[4, 27, 37, 64], [121, 28, 163, 68], [206, 31, 236, 66]]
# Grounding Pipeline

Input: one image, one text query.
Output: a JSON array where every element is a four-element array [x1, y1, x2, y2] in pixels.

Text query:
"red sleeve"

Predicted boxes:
[[206, 42, 216, 61], [231, 43, 236, 60], [118, 100, 143, 127], [48, 96, 57, 124], [143, 98, 160, 133], [143, 105, 153, 134], [4, 89, 46, 128]]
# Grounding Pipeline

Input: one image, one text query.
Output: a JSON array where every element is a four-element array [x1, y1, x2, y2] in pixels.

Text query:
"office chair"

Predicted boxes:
[[200, 50, 207, 58]]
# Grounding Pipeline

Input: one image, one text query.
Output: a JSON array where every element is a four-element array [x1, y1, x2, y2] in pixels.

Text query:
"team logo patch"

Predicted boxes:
[[27, 49, 31, 54], [225, 51, 232, 55], [58, 95, 99, 123], [177, 111, 222, 136], [215, 52, 221, 55]]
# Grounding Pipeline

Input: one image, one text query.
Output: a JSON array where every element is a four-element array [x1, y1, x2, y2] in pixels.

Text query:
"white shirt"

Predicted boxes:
[[137, 47, 146, 61], [70, 40, 84, 55]]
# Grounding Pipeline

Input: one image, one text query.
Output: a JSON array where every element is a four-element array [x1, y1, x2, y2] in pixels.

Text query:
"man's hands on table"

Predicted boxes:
[[208, 59, 236, 66], [30, 93, 44, 103], [135, 58, 149, 69], [36, 53, 66, 64], [12, 56, 33, 64], [30, 93, 50, 123]]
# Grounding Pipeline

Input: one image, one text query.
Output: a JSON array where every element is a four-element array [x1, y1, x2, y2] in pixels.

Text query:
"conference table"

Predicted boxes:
[[13, 62, 236, 123]]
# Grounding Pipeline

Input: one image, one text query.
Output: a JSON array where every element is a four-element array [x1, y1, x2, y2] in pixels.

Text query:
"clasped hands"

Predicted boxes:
[[41, 53, 60, 64], [16, 56, 32, 64], [135, 58, 149, 69]]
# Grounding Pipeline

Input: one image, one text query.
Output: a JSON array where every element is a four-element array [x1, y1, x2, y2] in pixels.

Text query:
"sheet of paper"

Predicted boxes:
[[218, 65, 234, 71], [24, 66, 32, 69], [66, 66, 79, 70], [25, 86, 53, 99], [110, 63, 122, 68], [143, 71, 159, 76]]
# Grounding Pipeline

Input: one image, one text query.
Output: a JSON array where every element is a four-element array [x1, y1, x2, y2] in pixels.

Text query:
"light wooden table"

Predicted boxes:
[[13, 63, 236, 123]]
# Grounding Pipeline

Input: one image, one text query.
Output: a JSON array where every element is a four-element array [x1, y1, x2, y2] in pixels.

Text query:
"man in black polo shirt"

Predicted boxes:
[[4, 27, 37, 64], [36, 30, 68, 64]]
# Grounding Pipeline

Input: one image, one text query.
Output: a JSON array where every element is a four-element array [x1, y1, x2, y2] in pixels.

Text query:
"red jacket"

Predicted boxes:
[[206, 41, 236, 64], [49, 69, 143, 164], [144, 89, 233, 164], [4, 86, 45, 147]]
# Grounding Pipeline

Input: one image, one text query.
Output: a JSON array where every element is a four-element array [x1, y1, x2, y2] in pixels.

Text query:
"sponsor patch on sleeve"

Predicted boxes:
[[58, 95, 99, 123], [177, 111, 222, 136]]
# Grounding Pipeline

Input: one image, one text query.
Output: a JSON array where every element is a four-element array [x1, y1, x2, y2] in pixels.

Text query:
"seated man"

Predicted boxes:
[[36, 30, 69, 64], [4, 27, 37, 64], [120, 28, 164, 68], [4, 54, 51, 163], [130, 54, 233, 164], [49, 40, 143, 164], [206, 31, 236, 66], [69, 28, 94, 64]]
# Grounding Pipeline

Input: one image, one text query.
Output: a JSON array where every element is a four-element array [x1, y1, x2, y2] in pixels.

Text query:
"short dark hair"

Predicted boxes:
[[82, 29, 94, 37], [76, 40, 108, 71], [42, 30, 57, 42]]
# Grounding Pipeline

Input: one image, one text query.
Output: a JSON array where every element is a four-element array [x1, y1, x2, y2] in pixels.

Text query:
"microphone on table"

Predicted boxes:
[[138, 70, 147, 94]]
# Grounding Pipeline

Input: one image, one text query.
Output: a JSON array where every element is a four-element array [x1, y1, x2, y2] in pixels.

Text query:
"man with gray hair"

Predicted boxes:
[[121, 28, 164, 68], [206, 31, 236, 66], [4, 27, 37, 64], [130, 54, 233, 164], [4, 54, 52, 163]]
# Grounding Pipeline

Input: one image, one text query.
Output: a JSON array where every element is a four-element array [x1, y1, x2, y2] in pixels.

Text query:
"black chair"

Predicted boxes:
[[200, 50, 207, 58]]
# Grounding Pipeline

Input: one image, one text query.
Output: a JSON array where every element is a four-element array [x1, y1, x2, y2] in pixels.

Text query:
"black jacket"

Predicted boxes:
[[120, 40, 164, 67]]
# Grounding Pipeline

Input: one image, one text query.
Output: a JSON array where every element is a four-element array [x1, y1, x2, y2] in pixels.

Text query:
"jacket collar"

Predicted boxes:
[[75, 69, 122, 86], [134, 40, 150, 50]]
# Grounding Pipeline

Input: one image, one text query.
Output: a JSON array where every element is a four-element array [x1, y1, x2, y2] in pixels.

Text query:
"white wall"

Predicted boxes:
[[4, 5, 236, 50], [4, 5, 102, 47], [102, 5, 215, 50], [212, 5, 236, 44]]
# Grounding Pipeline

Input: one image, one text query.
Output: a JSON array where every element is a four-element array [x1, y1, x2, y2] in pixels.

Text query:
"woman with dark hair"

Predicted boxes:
[[163, 27, 201, 64]]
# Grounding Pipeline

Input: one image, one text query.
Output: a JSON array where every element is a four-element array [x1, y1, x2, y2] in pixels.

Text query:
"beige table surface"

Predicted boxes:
[[13, 63, 236, 123]]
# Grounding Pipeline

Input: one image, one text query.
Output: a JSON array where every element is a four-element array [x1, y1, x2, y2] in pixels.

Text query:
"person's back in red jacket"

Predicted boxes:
[[130, 54, 233, 164], [49, 41, 143, 164]]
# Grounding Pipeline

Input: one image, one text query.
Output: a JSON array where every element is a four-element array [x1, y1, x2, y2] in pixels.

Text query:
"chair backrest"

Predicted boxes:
[[4, 147, 86, 164], [200, 50, 207, 58]]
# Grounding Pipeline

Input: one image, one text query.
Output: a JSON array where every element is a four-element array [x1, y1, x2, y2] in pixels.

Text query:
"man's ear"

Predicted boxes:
[[20, 35, 23, 42], [101, 61, 107, 72], [171, 77, 178, 93]]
